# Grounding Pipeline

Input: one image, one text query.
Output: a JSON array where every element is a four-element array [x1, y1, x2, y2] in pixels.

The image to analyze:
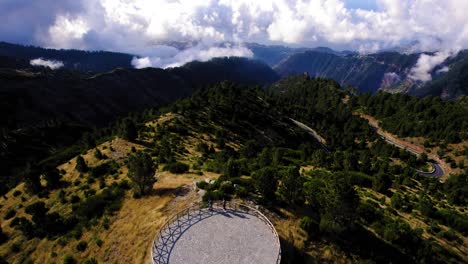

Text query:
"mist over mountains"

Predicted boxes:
[[1, 41, 467, 99]]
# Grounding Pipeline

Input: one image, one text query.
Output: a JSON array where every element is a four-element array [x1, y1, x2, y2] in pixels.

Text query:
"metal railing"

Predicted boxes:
[[151, 201, 281, 264]]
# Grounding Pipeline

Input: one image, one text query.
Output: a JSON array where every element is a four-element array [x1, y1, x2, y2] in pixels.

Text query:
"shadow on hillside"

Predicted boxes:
[[151, 186, 190, 197], [334, 225, 411, 263]]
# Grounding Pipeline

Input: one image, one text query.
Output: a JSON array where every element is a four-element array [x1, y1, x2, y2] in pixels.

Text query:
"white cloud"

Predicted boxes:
[[131, 43, 253, 68], [30, 58, 64, 69], [408, 51, 452, 82], [131, 57, 152, 69], [436, 66, 450, 74], [3, 0, 468, 66]]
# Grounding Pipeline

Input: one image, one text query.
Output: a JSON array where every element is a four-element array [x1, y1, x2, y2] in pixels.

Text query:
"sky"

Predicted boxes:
[[1, 0, 467, 70]]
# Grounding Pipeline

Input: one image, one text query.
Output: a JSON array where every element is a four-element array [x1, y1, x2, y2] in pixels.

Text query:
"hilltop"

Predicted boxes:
[[0, 78, 466, 263]]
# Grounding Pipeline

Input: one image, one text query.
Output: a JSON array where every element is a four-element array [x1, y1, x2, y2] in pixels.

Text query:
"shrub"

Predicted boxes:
[[10, 243, 21, 252], [163, 162, 189, 174], [0, 227, 7, 244], [299, 216, 318, 236], [95, 238, 103, 247], [63, 254, 75, 264], [4, 208, 16, 220], [357, 200, 382, 224], [220, 181, 234, 194], [74, 187, 124, 221], [12, 190, 22, 197], [82, 258, 98, 264], [391, 192, 403, 209], [94, 149, 104, 160], [234, 186, 248, 197], [196, 181, 208, 190], [75, 156, 88, 173], [70, 195, 81, 204], [89, 161, 119, 178], [436, 229, 462, 243], [76, 241, 87, 252]]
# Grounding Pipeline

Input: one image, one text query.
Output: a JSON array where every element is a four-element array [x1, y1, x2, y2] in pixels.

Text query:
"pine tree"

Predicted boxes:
[[75, 156, 88, 173], [127, 152, 157, 196]]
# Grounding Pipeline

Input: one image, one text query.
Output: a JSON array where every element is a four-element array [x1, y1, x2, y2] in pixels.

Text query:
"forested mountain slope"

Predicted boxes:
[[0, 78, 466, 263], [0, 41, 134, 72], [0, 57, 278, 186], [275, 50, 468, 99], [274, 51, 420, 93]]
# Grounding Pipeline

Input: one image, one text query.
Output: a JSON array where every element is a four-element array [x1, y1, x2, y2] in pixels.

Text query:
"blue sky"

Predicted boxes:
[[345, 0, 378, 10]]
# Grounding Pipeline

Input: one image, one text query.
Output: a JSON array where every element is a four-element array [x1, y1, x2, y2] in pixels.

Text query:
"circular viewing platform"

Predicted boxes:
[[151, 202, 281, 264]]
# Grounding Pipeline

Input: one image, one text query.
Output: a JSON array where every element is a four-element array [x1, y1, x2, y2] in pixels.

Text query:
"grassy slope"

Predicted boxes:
[[0, 113, 221, 263]]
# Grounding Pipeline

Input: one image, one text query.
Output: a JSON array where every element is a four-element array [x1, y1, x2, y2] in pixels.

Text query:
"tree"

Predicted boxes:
[[43, 167, 61, 189], [23, 163, 42, 194], [252, 167, 278, 202], [317, 172, 359, 234], [240, 140, 258, 158], [303, 171, 359, 234], [272, 148, 283, 166], [94, 148, 104, 160], [372, 172, 392, 193], [418, 194, 434, 217], [127, 152, 157, 196], [391, 192, 403, 209], [279, 166, 302, 204], [224, 158, 240, 178], [75, 156, 88, 173], [257, 148, 272, 167], [118, 118, 138, 141]]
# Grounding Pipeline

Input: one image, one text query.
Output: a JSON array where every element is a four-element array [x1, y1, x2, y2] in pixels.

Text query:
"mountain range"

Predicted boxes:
[[1, 41, 466, 99]]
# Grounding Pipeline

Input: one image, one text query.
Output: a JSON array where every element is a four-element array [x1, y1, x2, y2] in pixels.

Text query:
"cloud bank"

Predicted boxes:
[[408, 51, 453, 82], [30, 58, 64, 69], [2, 0, 468, 68], [131, 43, 253, 68]]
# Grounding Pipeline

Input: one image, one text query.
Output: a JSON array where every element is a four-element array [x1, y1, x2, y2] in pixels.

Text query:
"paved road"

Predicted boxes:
[[290, 118, 330, 153], [373, 129, 444, 177]]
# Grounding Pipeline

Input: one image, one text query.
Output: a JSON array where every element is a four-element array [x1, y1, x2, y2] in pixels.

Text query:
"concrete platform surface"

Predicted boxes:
[[168, 210, 279, 264]]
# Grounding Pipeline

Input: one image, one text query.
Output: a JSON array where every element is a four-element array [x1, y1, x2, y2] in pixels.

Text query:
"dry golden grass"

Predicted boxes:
[[357, 186, 467, 262], [0, 113, 226, 264]]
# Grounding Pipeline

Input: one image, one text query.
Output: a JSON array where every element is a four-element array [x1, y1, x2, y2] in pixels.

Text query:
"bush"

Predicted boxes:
[[234, 186, 248, 197], [75, 156, 88, 173], [0, 227, 7, 244], [220, 181, 234, 194], [76, 241, 87, 252], [70, 195, 81, 204], [94, 149, 104, 160], [163, 162, 189, 174], [89, 161, 119, 178], [63, 254, 75, 264], [391, 193, 403, 209], [436, 229, 462, 243], [82, 258, 98, 264], [96, 238, 103, 247], [196, 181, 208, 190], [434, 209, 468, 235], [299, 216, 318, 236], [12, 190, 22, 197], [357, 200, 382, 224], [73, 187, 124, 222], [4, 208, 16, 220]]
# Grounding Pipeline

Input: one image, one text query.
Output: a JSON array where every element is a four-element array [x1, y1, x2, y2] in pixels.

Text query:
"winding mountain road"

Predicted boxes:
[[381, 135, 444, 177], [361, 115, 444, 178], [291, 115, 444, 178]]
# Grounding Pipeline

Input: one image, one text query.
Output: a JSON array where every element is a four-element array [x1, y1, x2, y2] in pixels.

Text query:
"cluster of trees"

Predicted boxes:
[[356, 92, 467, 143]]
